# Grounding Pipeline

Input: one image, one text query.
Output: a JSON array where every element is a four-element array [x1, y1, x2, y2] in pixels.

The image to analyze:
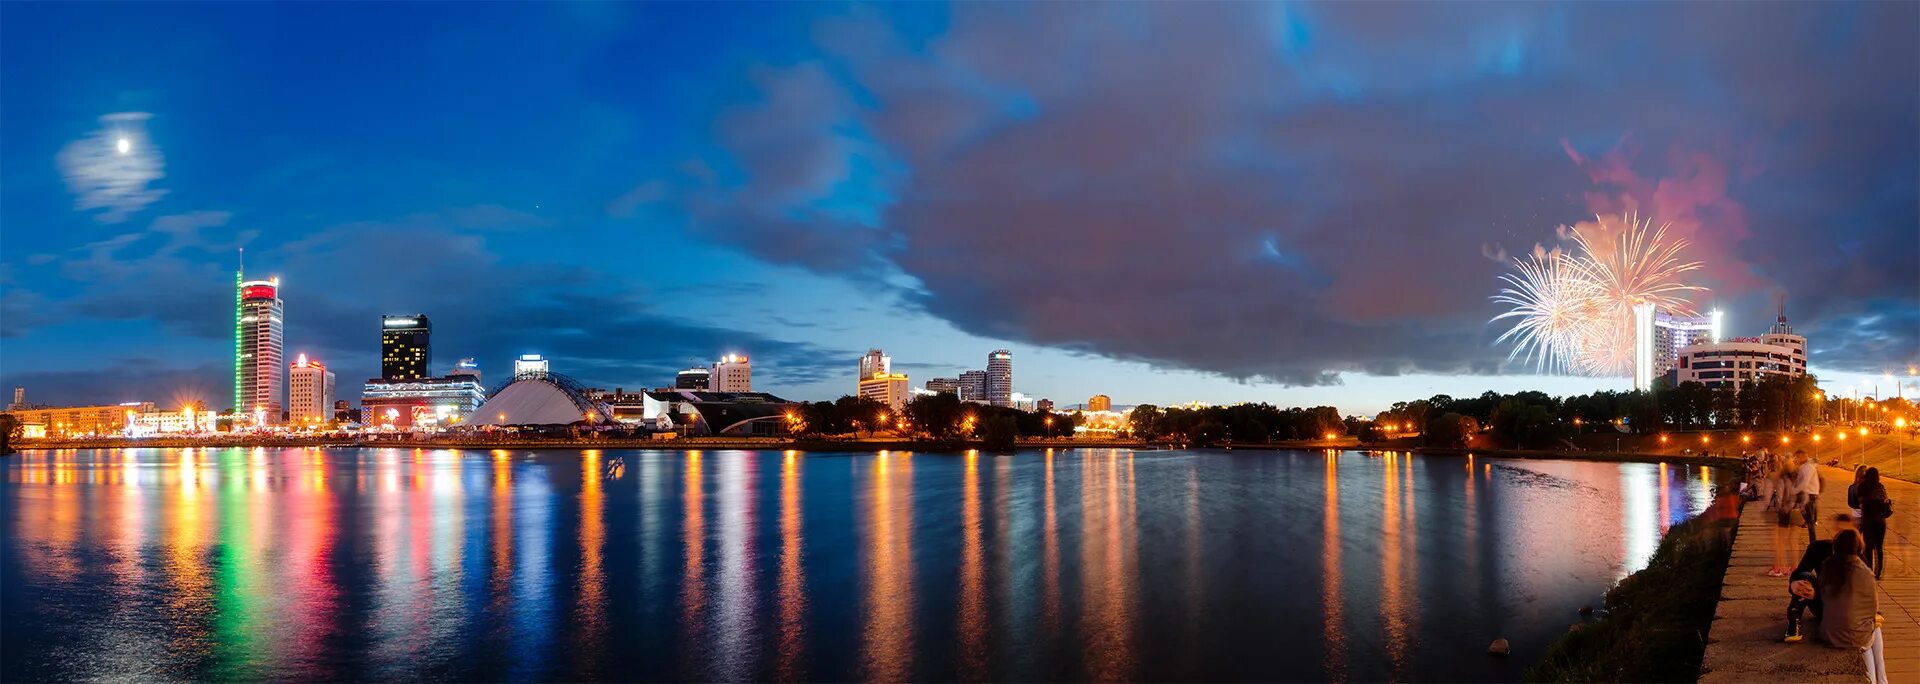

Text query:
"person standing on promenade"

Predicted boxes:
[[1856, 467, 1892, 579], [1816, 529, 1889, 684], [1784, 513, 1859, 642], [1795, 450, 1822, 544], [1771, 458, 1803, 577], [1847, 464, 1868, 518]]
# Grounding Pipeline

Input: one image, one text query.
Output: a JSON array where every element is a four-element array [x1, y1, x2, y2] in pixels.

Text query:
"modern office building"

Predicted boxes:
[[8, 387, 23, 411], [1088, 394, 1112, 412], [987, 349, 1013, 407], [959, 370, 989, 403], [289, 354, 336, 425], [711, 354, 752, 392], [380, 315, 432, 380], [1632, 306, 1723, 391], [1036, 398, 1054, 412], [513, 354, 551, 379], [859, 373, 911, 410], [676, 367, 712, 390], [927, 377, 960, 395], [1673, 312, 1808, 390], [236, 272, 286, 423]]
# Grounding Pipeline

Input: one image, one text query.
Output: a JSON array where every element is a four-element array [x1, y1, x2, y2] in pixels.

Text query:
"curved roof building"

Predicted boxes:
[[468, 372, 611, 427]]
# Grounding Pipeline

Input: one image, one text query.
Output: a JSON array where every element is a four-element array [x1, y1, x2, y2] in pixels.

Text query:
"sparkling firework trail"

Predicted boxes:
[[1491, 213, 1708, 377]]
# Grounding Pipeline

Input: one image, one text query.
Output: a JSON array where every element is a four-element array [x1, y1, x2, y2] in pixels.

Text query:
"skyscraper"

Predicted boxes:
[[381, 315, 432, 380], [987, 349, 1013, 407], [289, 354, 336, 425], [236, 271, 286, 422], [1088, 394, 1112, 411], [959, 370, 988, 402]]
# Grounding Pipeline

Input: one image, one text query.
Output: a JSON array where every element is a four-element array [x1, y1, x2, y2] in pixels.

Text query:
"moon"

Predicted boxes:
[[115, 137, 131, 155]]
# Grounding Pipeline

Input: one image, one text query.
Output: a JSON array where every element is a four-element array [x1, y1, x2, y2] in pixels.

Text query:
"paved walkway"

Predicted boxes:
[[1701, 466, 1919, 682]]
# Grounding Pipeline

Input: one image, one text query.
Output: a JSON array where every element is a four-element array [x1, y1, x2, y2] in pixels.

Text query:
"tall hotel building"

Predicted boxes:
[[712, 354, 752, 392], [1631, 306, 1723, 391], [236, 271, 286, 423], [987, 349, 1013, 407], [1673, 312, 1808, 390], [289, 354, 336, 424], [381, 315, 432, 380], [856, 348, 909, 410]]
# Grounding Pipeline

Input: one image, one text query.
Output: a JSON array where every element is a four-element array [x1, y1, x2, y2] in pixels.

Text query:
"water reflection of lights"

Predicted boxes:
[[862, 450, 914, 682], [1320, 452, 1345, 679], [776, 450, 806, 680], [712, 452, 757, 680], [956, 451, 988, 680]]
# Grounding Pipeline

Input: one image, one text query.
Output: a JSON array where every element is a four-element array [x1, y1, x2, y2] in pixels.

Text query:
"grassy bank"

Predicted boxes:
[[1527, 490, 1739, 682]]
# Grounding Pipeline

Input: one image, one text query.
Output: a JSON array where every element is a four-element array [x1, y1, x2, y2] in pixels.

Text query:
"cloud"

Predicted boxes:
[[655, 2, 1917, 382], [56, 112, 167, 223], [0, 360, 228, 409]]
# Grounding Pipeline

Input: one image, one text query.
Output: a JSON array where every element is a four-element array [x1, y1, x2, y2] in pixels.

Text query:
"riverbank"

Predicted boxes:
[[13, 435, 1730, 467], [1528, 486, 1741, 682]]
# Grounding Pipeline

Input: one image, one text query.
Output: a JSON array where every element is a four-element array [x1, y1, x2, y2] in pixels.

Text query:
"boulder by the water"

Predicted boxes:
[[1488, 638, 1511, 657]]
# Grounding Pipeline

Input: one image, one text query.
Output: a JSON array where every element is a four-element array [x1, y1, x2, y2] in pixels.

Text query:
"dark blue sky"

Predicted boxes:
[[3, 2, 1916, 413]]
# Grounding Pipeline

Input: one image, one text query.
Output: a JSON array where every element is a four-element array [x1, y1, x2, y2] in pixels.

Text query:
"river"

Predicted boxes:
[[1, 447, 1720, 682]]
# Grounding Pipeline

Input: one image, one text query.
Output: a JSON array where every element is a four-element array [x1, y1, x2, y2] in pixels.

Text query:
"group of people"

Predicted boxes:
[[1741, 449, 1897, 684]]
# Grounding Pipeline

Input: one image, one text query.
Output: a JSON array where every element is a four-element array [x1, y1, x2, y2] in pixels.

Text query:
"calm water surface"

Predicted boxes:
[[2, 448, 1720, 682]]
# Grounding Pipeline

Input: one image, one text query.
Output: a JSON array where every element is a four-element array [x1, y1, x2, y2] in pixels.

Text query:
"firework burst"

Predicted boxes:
[[1491, 213, 1707, 376]]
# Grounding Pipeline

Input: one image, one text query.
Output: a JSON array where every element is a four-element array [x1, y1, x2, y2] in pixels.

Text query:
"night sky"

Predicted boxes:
[[2, 3, 1915, 414]]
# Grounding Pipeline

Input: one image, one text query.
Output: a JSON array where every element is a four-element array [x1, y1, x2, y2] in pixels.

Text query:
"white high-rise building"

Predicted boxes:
[[236, 274, 286, 423], [987, 349, 1013, 407], [289, 354, 336, 425], [712, 354, 752, 392], [859, 348, 892, 381], [1633, 307, 1723, 390]]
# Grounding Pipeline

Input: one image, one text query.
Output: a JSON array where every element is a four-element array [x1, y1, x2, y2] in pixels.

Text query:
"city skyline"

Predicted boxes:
[[2, 3, 1916, 416]]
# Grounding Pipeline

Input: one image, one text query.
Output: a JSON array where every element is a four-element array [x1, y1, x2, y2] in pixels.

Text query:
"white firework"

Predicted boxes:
[[1492, 213, 1707, 377]]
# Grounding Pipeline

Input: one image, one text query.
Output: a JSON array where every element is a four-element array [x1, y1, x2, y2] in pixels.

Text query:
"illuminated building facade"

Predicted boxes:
[[236, 274, 286, 422], [987, 349, 1013, 407], [1674, 313, 1808, 390], [711, 354, 752, 392], [360, 375, 487, 429], [128, 407, 218, 436], [927, 377, 959, 395], [513, 354, 550, 379], [289, 354, 336, 425], [12, 402, 155, 438], [858, 373, 911, 410], [380, 315, 432, 380], [1088, 394, 1112, 411], [1632, 307, 1723, 391]]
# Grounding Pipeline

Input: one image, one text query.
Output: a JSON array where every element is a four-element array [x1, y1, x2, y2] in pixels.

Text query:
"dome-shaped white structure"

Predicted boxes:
[[468, 374, 609, 426]]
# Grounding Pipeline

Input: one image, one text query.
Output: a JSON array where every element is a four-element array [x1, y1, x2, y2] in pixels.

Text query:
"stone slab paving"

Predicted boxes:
[[1700, 466, 1919, 683]]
